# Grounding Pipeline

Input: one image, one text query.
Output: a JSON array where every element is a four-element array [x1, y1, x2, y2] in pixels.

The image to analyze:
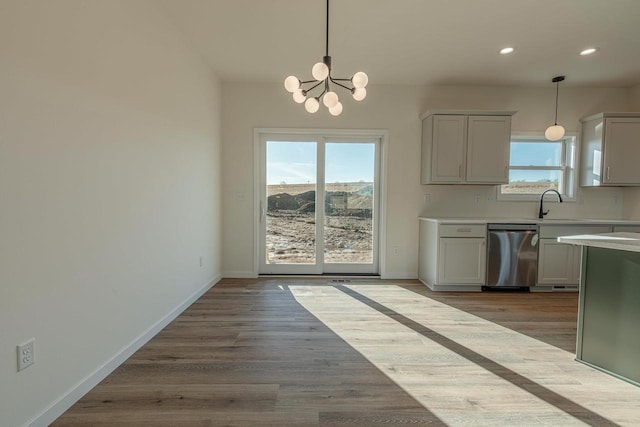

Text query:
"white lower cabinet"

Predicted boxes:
[[537, 240, 579, 285], [419, 220, 485, 291], [420, 220, 633, 292], [537, 225, 611, 288], [438, 238, 486, 284]]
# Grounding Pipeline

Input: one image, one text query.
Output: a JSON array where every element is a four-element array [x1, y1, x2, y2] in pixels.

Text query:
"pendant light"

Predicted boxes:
[[545, 76, 566, 141], [283, 0, 368, 116]]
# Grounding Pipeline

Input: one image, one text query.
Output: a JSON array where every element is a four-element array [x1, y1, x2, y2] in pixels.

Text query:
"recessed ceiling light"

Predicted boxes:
[[580, 47, 599, 56], [499, 47, 516, 55]]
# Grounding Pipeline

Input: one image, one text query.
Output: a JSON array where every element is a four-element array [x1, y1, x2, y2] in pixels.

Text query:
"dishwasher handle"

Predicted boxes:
[[487, 223, 538, 231]]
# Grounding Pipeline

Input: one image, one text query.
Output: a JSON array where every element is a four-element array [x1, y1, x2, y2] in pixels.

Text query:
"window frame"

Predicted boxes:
[[497, 132, 578, 202]]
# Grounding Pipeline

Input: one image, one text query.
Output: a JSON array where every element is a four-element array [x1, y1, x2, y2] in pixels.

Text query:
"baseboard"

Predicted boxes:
[[530, 286, 554, 293], [223, 270, 259, 278], [29, 274, 221, 427], [419, 278, 481, 292], [552, 285, 579, 292], [223, 271, 412, 280], [380, 272, 418, 280]]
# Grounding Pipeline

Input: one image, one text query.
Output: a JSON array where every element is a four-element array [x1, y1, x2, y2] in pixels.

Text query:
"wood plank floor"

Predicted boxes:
[[52, 278, 640, 426]]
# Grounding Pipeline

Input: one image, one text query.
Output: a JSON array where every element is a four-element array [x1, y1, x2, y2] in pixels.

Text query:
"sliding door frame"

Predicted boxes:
[[253, 128, 389, 277]]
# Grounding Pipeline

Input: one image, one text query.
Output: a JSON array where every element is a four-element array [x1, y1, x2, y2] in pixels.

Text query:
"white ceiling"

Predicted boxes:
[[160, 0, 640, 88]]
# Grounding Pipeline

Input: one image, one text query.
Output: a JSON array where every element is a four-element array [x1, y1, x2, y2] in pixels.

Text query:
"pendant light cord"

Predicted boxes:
[[554, 80, 559, 125]]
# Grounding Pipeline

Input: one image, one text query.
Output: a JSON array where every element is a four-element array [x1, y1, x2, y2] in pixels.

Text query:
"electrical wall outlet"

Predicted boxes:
[[392, 246, 400, 256], [17, 338, 35, 371]]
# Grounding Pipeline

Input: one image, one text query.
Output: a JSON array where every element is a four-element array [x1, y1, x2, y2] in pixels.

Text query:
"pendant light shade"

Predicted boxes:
[[292, 89, 306, 103], [312, 62, 330, 81], [352, 87, 367, 101], [283, 0, 368, 115], [545, 76, 566, 141], [284, 76, 301, 93], [305, 97, 320, 113], [545, 125, 565, 141], [351, 72, 369, 89], [329, 102, 343, 116]]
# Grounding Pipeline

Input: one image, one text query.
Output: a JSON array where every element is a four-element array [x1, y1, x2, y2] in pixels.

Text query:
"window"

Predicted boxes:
[[499, 133, 576, 200]]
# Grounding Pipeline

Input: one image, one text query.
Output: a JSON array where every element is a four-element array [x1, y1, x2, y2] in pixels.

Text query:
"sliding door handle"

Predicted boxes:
[[260, 201, 265, 224]]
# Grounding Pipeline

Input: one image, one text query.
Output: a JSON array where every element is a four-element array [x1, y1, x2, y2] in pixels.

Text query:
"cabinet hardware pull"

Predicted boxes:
[[456, 227, 471, 232], [606, 166, 611, 180], [458, 164, 462, 178]]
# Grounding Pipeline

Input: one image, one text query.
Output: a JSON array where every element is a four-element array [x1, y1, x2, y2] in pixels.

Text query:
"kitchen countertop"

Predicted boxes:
[[418, 217, 640, 225], [558, 232, 640, 253]]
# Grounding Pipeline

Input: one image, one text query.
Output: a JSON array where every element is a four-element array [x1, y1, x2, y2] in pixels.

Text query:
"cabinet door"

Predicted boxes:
[[538, 240, 579, 285], [466, 116, 511, 183], [438, 238, 486, 284], [430, 115, 466, 183], [603, 118, 640, 185]]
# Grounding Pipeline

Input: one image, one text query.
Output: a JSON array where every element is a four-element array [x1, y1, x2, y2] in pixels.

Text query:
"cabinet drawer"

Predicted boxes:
[[539, 225, 611, 239], [439, 224, 486, 238]]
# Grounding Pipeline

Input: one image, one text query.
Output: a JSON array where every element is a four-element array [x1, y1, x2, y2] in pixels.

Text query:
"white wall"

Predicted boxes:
[[222, 83, 423, 278], [622, 85, 640, 218], [222, 82, 632, 279], [0, 1, 222, 426]]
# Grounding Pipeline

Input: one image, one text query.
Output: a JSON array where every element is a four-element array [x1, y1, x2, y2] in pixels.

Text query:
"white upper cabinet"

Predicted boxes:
[[466, 116, 512, 183], [421, 110, 515, 185], [580, 113, 640, 186], [427, 115, 466, 183]]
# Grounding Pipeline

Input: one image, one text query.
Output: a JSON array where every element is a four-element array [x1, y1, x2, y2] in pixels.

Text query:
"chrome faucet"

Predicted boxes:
[[538, 189, 563, 219]]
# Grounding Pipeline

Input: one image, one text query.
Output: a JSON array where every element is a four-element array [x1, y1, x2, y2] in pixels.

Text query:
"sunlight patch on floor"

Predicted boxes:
[[289, 284, 640, 426]]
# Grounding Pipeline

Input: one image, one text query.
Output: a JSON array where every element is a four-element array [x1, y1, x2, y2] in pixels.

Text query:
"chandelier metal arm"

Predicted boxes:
[[305, 80, 325, 93], [329, 78, 353, 91]]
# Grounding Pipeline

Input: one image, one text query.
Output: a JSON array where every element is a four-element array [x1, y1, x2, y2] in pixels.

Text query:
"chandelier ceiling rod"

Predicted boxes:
[[325, 0, 329, 58]]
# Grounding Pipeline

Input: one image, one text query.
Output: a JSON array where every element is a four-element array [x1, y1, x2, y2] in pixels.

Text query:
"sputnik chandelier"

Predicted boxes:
[[283, 0, 368, 116]]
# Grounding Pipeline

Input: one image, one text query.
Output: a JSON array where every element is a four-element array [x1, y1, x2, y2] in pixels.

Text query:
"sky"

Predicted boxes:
[[509, 141, 562, 182], [266, 140, 562, 185], [266, 141, 375, 185]]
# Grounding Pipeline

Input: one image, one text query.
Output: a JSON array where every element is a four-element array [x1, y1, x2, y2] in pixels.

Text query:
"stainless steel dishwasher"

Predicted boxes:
[[485, 224, 538, 290]]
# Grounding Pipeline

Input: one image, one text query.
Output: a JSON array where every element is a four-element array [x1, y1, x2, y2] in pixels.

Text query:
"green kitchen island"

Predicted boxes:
[[558, 232, 640, 387]]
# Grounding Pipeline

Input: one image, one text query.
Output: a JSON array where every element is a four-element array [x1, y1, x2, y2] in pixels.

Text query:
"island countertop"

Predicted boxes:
[[558, 232, 640, 253]]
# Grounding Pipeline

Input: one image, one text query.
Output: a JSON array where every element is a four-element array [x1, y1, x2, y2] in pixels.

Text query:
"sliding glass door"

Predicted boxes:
[[258, 132, 380, 275]]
